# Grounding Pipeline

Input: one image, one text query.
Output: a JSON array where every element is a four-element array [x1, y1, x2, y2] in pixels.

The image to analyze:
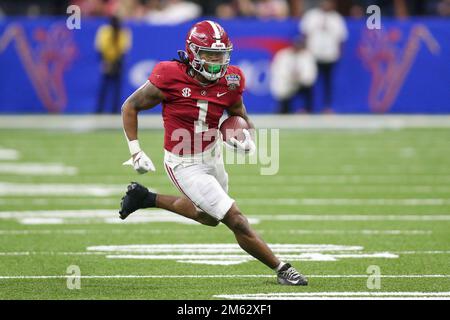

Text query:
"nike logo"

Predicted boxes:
[[217, 91, 228, 98]]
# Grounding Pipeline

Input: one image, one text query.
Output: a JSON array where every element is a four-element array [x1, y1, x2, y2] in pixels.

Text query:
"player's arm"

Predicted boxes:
[[227, 97, 255, 130], [122, 80, 164, 142], [225, 97, 256, 154], [121, 80, 165, 173]]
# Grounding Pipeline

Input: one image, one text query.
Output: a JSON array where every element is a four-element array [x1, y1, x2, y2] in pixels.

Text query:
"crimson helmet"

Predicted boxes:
[[185, 20, 233, 81]]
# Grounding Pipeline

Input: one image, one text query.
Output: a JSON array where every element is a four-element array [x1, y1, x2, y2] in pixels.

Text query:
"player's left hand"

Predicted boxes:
[[226, 129, 256, 155]]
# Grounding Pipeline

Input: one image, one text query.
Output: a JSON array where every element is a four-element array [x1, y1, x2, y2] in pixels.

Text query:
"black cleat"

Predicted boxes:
[[119, 182, 157, 220], [277, 263, 308, 286]]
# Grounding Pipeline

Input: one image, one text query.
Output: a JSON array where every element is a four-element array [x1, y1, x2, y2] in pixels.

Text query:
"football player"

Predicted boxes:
[[120, 20, 307, 286]]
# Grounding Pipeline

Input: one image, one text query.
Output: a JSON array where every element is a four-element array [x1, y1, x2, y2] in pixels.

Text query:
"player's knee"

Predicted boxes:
[[225, 210, 250, 234]]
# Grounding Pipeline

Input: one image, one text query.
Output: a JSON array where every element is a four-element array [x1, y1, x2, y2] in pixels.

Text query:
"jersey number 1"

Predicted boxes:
[[195, 100, 209, 133]]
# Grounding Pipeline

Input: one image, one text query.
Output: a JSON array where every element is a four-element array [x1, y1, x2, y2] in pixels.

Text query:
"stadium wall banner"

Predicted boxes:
[[0, 17, 449, 114]]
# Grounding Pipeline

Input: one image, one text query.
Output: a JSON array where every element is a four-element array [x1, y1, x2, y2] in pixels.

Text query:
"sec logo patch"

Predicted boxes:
[[182, 87, 191, 97]]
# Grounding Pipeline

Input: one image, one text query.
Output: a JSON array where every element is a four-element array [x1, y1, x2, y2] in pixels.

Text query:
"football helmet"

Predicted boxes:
[[185, 20, 233, 81]]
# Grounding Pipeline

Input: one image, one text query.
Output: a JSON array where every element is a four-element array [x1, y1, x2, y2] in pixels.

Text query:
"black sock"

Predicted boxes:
[[142, 192, 157, 208]]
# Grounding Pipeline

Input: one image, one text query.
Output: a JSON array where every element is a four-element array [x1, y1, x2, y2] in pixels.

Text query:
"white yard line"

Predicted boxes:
[[0, 229, 433, 236], [0, 229, 198, 235], [3, 197, 450, 207], [7, 197, 447, 206], [0, 210, 449, 225], [231, 185, 450, 194], [253, 214, 450, 221], [0, 198, 120, 206], [0, 148, 19, 160], [0, 163, 78, 175], [0, 209, 257, 225], [231, 175, 450, 183], [0, 274, 448, 280], [87, 244, 365, 253], [278, 229, 433, 235], [213, 292, 450, 300], [1, 250, 448, 256], [0, 183, 135, 196], [239, 198, 450, 206]]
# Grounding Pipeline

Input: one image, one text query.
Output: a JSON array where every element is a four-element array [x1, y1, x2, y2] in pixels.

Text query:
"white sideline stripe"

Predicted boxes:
[[393, 250, 450, 254], [87, 243, 398, 264], [0, 209, 450, 223], [253, 214, 450, 221], [177, 260, 246, 265], [0, 274, 449, 280], [0, 148, 19, 160], [3, 198, 450, 207], [0, 229, 433, 236], [0, 199, 119, 206], [1, 250, 448, 256], [213, 292, 450, 300], [232, 175, 450, 183], [0, 209, 259, 225], [2, 197, 450, 208], [238, 298, 450, 300], [239, 198, 450, 206], [0, 163, 77, 175], [2, 198, 450, 208], [0, 210, 449, 223], [0, 183, 134, 196], [87, 244, 365, 252], [232, 185, 450, 194], [281, 229, 432, 235], [105, 253, 398, 261]]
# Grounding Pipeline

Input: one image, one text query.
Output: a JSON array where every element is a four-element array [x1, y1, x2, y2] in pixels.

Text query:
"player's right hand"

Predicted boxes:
[[123, 151, 156, 174]]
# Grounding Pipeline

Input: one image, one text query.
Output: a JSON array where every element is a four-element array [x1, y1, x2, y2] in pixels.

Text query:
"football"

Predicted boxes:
[[219, 116, 250, 142]]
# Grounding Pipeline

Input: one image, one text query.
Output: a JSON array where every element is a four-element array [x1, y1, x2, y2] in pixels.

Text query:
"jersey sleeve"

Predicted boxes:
[[227, 66, 246, 106], [237, 68, 246, 96], [148, 61, 168, 91]]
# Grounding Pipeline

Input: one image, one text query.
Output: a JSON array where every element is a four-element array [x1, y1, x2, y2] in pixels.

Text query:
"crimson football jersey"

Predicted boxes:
[[149, 61, 245, 155]]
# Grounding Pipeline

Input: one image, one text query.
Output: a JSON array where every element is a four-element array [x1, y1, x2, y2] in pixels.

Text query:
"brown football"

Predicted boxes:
[[219, 116, 250, 143]]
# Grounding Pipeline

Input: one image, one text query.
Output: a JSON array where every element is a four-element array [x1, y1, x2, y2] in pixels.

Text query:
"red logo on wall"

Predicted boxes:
[[358, 25, 440, 113], [0, 23, 77, 113]]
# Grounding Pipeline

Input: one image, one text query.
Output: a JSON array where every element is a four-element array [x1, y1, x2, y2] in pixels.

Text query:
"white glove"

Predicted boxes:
[[224, 129, 256, 155], [123, 150, 155, 174]]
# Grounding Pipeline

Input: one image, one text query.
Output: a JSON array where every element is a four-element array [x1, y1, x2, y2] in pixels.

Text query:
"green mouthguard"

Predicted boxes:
[[208, 64, 221, 74]]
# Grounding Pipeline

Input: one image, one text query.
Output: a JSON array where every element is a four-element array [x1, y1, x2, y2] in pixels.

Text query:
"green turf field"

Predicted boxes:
[[0, 128, 449, 299]]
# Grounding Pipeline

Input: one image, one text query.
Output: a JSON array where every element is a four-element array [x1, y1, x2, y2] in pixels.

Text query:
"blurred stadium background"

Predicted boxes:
[[0, 0, 449, 114], [0, 0, 449, 300]]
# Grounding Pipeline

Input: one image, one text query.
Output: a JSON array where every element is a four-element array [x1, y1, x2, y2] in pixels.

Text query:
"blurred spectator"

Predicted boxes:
[[349, 3, 365, 18], [234, 0, 289, 18], [71, 0, 111, 16], [144, 0, 201, 25], [95, 16, 132, 114], [1, 0, 447, 18], [270, 36, 317, 114], [437, 0, 450, 15], [300, 0, 347, 112], [254, 0, 289, 19], [216, 2, 238, 19], [0, 0, 69, 16], [116, 0, 147, 19]]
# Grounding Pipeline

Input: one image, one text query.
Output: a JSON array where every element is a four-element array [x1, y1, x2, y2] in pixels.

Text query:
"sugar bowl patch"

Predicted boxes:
[[225, 74, 240, 90]]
